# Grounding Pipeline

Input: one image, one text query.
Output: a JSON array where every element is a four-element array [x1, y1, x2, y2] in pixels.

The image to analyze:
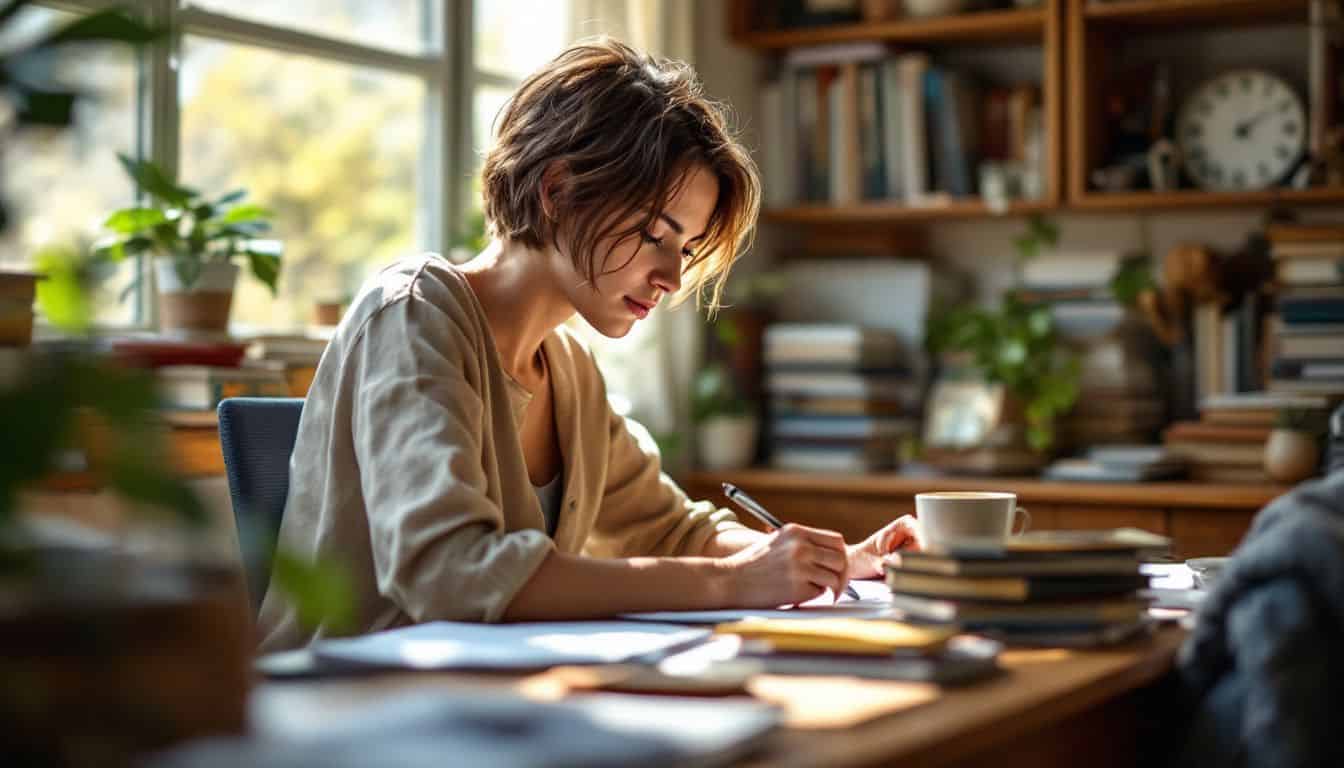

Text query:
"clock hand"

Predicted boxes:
[[1235, 108, 1275, 139]]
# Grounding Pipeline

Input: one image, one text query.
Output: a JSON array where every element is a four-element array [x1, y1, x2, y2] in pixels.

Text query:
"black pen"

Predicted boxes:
[[722, 482, 861, 601]]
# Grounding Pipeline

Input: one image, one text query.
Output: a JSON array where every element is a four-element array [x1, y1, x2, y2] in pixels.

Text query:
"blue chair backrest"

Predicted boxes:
[[217, 397, 304, 616]]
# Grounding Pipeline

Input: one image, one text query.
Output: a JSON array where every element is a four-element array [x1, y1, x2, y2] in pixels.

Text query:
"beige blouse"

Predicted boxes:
[[256, 254, 745, 651]]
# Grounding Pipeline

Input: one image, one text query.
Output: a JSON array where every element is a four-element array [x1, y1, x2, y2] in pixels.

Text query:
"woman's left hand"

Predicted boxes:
[[846, 515, 920, 580]]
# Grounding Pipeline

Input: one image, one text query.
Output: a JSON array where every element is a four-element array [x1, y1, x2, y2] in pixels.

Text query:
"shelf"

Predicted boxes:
[[1071, 186, 1344, 211], [1083, 0, 1308, 29], [734, 7, 1046, 50], [682, 468, 1287, 511], [763, 198, 1054, 224]]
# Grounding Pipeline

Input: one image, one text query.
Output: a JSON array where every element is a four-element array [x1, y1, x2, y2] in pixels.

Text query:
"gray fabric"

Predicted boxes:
[[1175, 471, 1344, 768]]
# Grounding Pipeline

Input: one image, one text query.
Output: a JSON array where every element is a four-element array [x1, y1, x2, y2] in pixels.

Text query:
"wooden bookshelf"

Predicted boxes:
[[763, 198, 1054, 224], [1083, 0, 1309, 28], [1071, 186, 1344, 212], [732, 7, 1047, 49], [1067, 0, 1338, 209], [730, 0, 1341, 221]]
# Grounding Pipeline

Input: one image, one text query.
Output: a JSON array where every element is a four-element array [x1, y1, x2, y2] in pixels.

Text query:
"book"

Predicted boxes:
[[1163, 440, 1266, 466], [888, 551, 1142, 578], [897, 53, 930, 202], [770, 415, 915, 440], [1267, 378, 1344, 396], [1275, 256, 1344, 285], [1266, 223, 1344, 243], [919, 528, 1171, 558], [878, 57, 905, 200], [885, 592, 1148, 629], [1270, 358, 1344, 380], [770, 393, 910, 417], [885, 570, 1147, 603], [1201, 392, 1330, 411], [770, 443, 896, 473], [1042, 458, 1186, 483], [714, 617, 954, 656], [155, 364, 290, 410], [314, 621, 709, 671], [1278, 331, 1344, 359], [1163, 421, 1273, 443], [765, 370, 919, 400], [737, 634, 1001, 685], [1271, 241, 1344, 260]]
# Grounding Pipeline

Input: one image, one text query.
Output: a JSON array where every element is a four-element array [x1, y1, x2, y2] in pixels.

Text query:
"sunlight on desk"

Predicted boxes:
[[748, 675, 938, 729]]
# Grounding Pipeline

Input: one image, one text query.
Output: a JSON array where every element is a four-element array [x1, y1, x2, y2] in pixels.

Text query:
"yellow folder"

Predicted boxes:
[[714, 618, 955, 656]]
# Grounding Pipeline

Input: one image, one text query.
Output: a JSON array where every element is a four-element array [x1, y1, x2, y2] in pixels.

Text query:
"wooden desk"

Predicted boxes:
[[252, 626, 1185, 768], [682, 469, 1290, 559]]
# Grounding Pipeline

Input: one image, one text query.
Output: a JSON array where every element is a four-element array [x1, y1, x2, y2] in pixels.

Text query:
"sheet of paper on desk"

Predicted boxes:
[[623, 579, 896, 624], [311, 621, 710, 671], [152, 690, 781, 768]]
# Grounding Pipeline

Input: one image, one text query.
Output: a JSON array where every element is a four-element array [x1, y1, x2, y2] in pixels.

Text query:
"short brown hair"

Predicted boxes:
[[480, 37, 760, 311]]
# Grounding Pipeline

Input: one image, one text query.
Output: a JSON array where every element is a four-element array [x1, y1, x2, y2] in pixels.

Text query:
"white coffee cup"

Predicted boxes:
[[914, 491, 1031, 548]]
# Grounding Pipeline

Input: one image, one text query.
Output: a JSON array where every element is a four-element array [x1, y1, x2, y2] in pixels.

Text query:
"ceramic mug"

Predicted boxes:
[[914, 491, 1031, 548]]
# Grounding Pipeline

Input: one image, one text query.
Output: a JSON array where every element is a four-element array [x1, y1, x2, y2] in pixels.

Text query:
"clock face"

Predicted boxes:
[[1176, 70, 1306, 191]]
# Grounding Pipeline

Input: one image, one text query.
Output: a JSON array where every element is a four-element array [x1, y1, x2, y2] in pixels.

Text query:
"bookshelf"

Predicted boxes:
[[1068, 0, 1344, 210], [728, 0, 1344, 223]]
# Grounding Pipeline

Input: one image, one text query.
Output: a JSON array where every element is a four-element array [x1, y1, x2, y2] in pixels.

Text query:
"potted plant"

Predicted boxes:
[[926, 293, 1081, 466], [691, 359, 758, 470], [1265, 407, 1327, 484], [94, 155, 282, 334]]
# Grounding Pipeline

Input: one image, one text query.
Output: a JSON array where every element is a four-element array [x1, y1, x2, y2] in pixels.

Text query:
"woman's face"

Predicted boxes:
[[557, 164, 719, 338]]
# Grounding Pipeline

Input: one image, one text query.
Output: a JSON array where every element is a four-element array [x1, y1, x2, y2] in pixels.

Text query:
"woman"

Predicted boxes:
[[258, 38, 917, 651]]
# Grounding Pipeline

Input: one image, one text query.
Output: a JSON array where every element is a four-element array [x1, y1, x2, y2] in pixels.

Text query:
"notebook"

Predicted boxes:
[[713, 617, 955, 655], [308, 621, 711, 672]]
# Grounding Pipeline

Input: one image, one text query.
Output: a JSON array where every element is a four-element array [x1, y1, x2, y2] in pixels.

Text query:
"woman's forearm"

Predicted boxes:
[[500, 550, 735, 621], [701, 526, 768, 558]]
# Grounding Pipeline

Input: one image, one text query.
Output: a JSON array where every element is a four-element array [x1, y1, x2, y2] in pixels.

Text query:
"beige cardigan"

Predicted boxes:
[[256, 254, 745, 651]]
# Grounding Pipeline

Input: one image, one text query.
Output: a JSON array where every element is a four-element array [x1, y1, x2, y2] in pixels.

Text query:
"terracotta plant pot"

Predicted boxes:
[[156, 259, 239, 335], [698, 415, 759, 470], [1264, 429, 1320, 484], [0, 269, 39, 346], [0, 549, 250, 766]]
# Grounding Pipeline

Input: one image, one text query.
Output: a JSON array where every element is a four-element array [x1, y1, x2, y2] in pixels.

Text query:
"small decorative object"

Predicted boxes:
[[925, 292, 1081, 469], [1091, 163, 1139, 192], [1146, 138, 1181, 192], [95, 154, 282, 335], [1264, 407, 1326, 483], [1177, 69, 1307, 191], [692, 362, 758, 470], [859, 0, 903, 21], [314, 300, 344, 326], [902, 0, 966, 19]]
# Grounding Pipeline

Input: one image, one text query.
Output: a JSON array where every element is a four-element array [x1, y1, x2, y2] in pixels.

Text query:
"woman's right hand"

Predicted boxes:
[[719, 523, 850, 607]]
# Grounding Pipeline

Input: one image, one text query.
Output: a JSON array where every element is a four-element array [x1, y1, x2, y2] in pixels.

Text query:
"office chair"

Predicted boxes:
[[217, 397, 304, 616]]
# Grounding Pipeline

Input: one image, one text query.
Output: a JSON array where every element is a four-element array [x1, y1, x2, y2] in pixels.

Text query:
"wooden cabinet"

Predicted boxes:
[[681, 469, 1287, 559]]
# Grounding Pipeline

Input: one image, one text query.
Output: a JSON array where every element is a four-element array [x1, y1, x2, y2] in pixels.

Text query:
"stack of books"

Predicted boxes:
[[763, 323, 919, 473], [109, 336, 291, 420], [1265, 223, 1344, 399], [884, 528, 1168, 645], [1164, 392, 1331, 483], [1017, 253, 1165, 450], [246, 331, 331, 397], [1043, 444, 1187, 483]]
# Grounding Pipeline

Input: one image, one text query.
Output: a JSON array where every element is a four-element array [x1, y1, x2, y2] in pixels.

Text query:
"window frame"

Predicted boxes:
[[29, 0, 479, 331]]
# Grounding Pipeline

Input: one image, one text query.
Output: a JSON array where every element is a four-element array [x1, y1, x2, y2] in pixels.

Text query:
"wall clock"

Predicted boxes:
[[1176, 69, 1307, 191]]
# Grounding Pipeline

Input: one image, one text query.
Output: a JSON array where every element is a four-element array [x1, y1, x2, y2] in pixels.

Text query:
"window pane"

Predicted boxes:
[[186, 0, 433, 55], [474, 0, 569, 78], [0, 6, 140, 326], [180, 38, 425, 331]]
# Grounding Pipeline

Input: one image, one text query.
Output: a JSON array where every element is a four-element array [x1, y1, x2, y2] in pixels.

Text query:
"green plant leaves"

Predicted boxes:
[[33, 243, 94, 331], [36, 6, 161, 47], [103, 207, 167, 234], [219, 203, 272, 224], [246, 248, 281, 294], [271, 549, 355, 634], [691, 362, 750, 423], [116, 153, 191, 207]]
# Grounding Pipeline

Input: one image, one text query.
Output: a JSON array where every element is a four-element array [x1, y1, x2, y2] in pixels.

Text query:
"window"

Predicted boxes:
[[179, 38, 426, 330], [0, 5, 141, 324], [187, 0, 434, 55]]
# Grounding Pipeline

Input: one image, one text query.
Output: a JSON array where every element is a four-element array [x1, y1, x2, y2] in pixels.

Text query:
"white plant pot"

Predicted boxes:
[[156, 259, 239, 294], [697, 415, 759, 471]]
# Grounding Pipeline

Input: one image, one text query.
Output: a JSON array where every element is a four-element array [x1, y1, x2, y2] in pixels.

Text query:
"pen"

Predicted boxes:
[[722, 482, 861, 601]]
